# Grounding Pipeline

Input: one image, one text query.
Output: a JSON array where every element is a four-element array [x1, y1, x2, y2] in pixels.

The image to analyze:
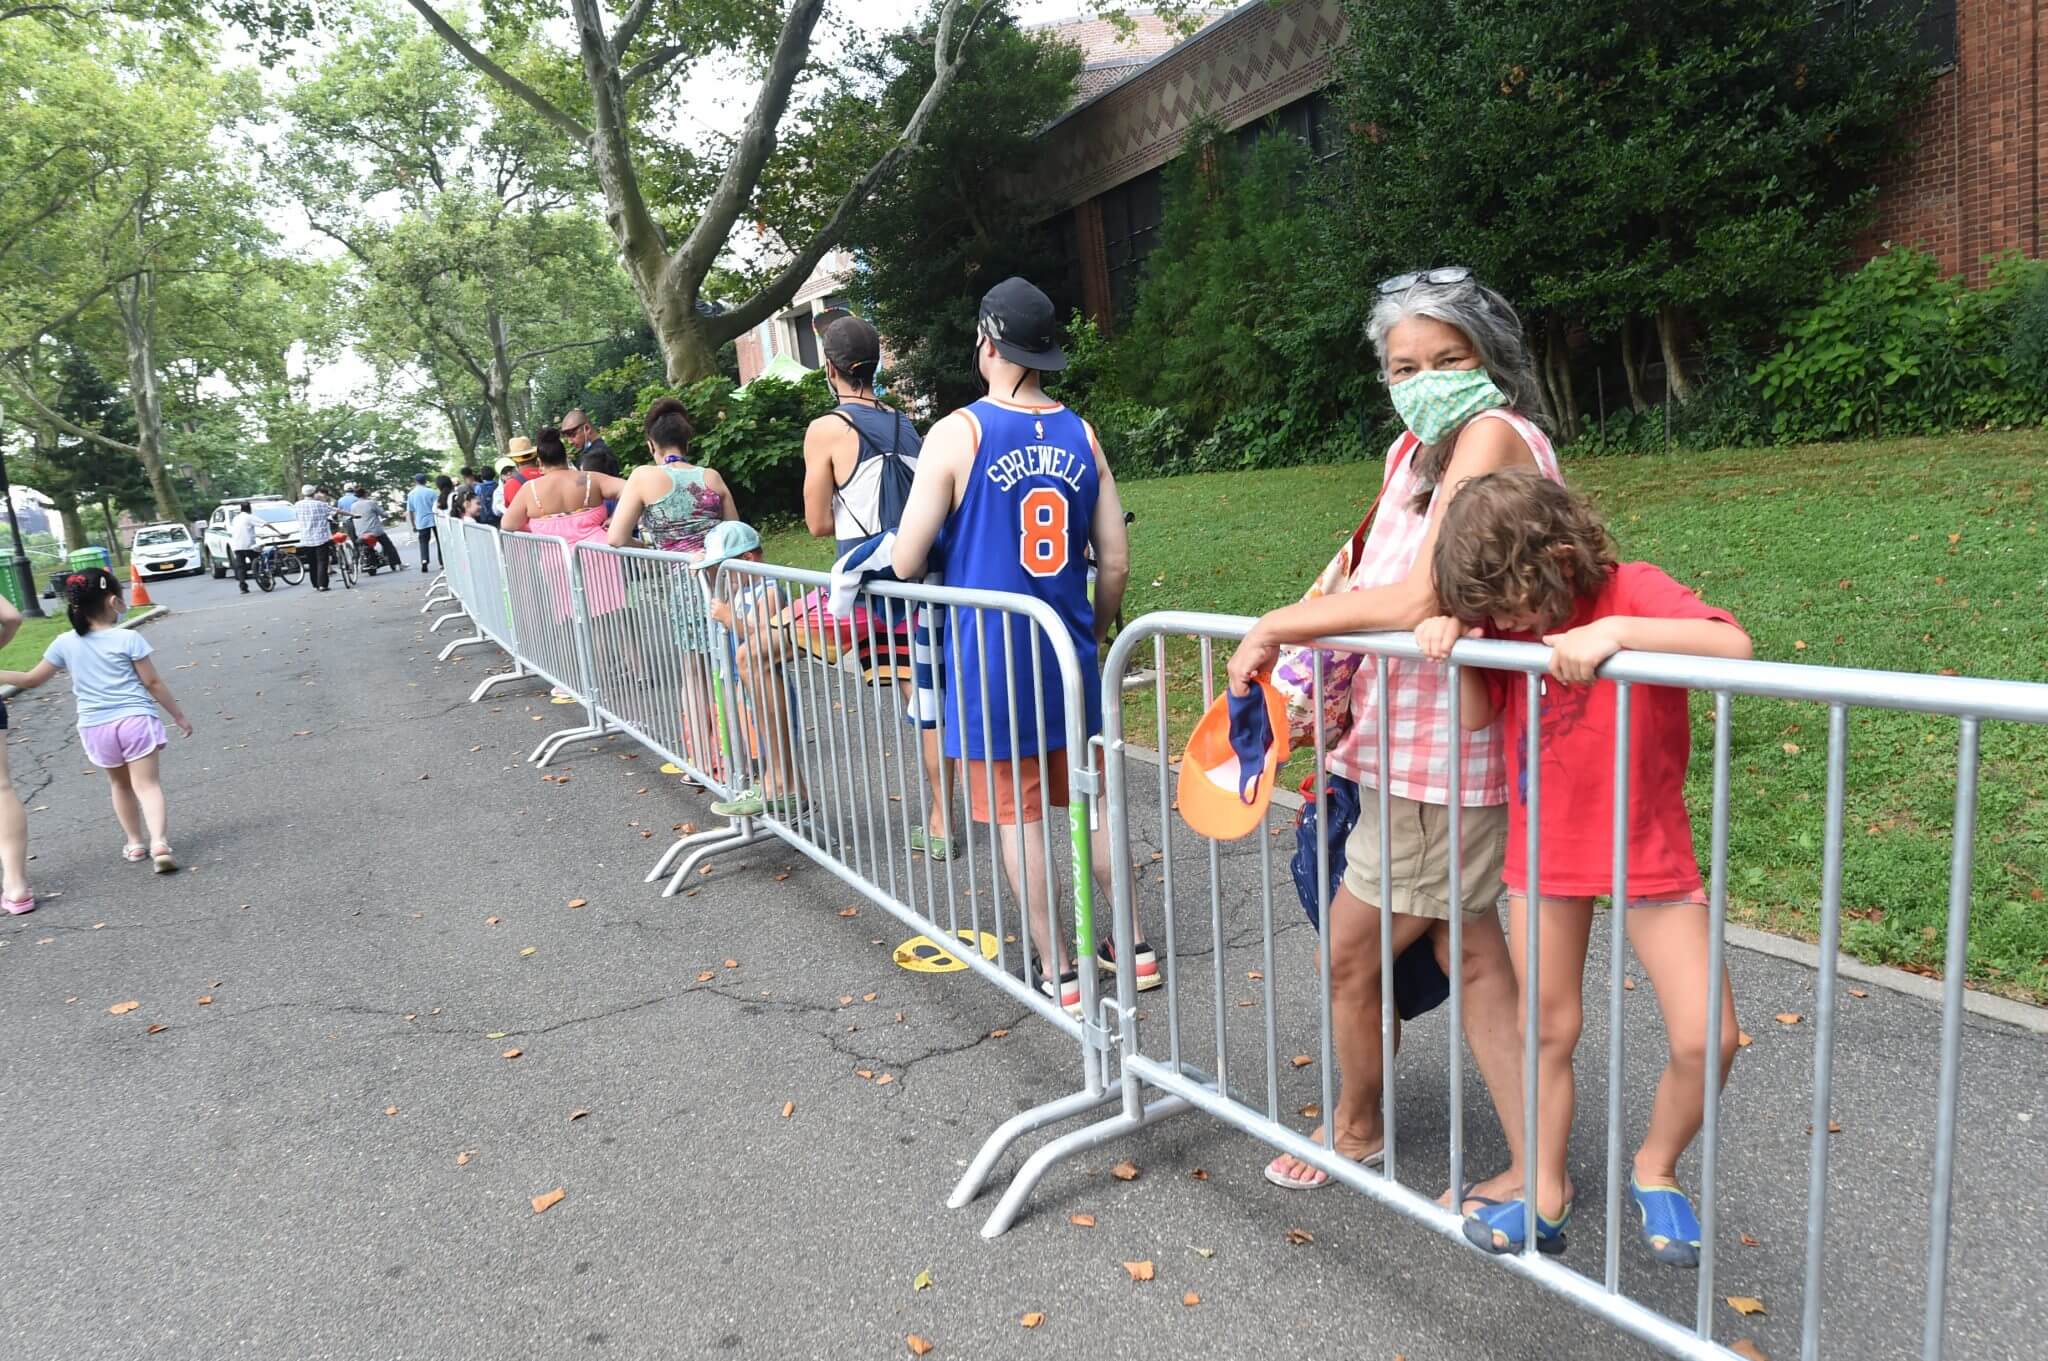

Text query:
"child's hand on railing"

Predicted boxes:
[[1414, 615, 1479, 662]]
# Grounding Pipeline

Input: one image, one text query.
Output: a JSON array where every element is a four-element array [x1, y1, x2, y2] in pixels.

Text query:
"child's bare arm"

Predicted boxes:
[[0, 660, 57, 690], [1456, 664, 1495, 731], [0, 597, 21, 653], [1544, 616, 1752, 685], [133, 657, 193, 736]]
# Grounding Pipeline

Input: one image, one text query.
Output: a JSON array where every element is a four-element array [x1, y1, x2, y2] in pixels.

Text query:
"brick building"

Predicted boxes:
[[1867, 0, 2043, 282]]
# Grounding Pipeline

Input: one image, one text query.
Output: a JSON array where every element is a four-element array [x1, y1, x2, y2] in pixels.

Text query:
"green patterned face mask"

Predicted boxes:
[[1387, 365, 1508, 445]]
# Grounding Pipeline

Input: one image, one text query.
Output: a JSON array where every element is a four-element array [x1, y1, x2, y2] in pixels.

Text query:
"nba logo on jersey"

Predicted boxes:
[[1034, 419, 1044, 439]]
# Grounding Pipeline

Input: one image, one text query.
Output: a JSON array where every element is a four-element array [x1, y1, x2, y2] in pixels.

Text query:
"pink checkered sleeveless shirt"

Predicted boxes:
[[1326, 407, 1561, 806]]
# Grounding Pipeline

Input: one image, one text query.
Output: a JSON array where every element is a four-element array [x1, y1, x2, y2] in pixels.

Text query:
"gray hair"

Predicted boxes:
[[1366, 276, 1548, 431]]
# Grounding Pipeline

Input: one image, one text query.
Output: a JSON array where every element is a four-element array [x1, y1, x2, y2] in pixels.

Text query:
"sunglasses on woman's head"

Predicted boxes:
[[1377, 266, 1473, 294]]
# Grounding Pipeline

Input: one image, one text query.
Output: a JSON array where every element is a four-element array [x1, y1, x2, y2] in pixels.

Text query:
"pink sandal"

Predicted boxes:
[[122, 843, 148, 863], [151, 842, 178, 874], [2, 893, 33, 915]]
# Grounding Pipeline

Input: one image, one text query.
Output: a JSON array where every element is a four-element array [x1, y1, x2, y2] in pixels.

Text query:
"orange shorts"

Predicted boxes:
[[965, 748, 1071, 826]]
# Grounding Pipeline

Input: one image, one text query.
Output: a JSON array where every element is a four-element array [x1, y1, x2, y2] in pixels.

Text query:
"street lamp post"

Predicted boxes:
[[0, 398, 47, 618]]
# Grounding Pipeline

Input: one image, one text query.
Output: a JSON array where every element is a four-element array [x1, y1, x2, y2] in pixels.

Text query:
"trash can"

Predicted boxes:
[[68, 545, 112, 573], [0, 560, 22, 612]]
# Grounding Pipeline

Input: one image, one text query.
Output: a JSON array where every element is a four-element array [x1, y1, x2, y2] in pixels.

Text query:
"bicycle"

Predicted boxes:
[[328, 529, 358, 589], [253, 543, 302, 592]]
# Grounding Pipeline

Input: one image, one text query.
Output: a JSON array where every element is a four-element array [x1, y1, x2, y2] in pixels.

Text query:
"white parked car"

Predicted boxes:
[[129, 522, 204, 579], [200, 498, 296, 578]]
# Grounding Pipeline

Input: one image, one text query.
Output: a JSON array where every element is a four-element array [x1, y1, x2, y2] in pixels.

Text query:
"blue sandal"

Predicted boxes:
[[1631, 1178, 1703, 1268], [1463, 1195, 1571, 1256]]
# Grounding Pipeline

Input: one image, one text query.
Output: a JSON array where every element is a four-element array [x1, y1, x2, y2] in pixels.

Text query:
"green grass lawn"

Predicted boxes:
[[0, 607, 151, 674], [762, 429, 2048, 1001]]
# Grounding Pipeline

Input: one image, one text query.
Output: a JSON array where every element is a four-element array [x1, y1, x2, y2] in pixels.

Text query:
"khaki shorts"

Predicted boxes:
[[1340, 792, 1507, 921]]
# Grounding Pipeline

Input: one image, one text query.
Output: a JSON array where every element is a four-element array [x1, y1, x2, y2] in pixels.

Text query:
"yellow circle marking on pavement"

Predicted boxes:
[[893, 931, 1000, 973], [659, 763, 685, 775]]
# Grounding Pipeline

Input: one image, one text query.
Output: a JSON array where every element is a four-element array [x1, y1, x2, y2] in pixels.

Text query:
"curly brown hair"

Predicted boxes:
[[1430, 470, 1617, 631]]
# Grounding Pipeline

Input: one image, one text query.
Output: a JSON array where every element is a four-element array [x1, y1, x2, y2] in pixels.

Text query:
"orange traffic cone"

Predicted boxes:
[[128, 562, 154, 608]]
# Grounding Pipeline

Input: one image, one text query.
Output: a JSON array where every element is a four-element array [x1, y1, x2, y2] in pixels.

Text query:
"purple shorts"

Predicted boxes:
[[80, 715, 167, 769]]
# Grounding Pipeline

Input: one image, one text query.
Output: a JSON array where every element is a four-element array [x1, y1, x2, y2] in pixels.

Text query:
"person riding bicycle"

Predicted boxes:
[[350, 487, 401, 570]]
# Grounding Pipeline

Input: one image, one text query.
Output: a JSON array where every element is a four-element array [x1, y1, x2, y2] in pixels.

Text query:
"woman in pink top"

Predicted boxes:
[[1228, 269, 1562, 1222], [503, 426, 630, 615]]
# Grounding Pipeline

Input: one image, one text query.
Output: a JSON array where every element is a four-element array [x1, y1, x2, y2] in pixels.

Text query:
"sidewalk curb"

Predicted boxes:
[[1116, 739, 2048, 1034], [0, 604, 168, 702]]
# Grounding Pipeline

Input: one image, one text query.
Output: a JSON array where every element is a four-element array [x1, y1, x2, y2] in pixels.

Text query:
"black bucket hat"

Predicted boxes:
[[977, 276, 1067, 372]]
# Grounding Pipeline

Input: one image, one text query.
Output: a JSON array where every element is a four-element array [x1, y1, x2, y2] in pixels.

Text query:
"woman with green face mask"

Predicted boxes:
[[1227, 270, 1565, 1240]]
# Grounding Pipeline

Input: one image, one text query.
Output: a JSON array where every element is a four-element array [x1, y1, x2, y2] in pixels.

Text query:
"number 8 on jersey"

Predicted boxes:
[[1019, 487, 1069, 577]]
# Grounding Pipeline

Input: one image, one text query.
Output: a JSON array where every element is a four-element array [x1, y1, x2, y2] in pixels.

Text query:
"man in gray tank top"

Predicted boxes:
[[800, 316, 955, 860]]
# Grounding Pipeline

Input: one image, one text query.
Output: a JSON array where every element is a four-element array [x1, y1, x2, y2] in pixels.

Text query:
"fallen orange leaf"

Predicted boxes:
[[781, 1101, 795, 1119], [1291, 1055, 1313, 1068], [456, 1150, 474, 1166], [108, 1000, 140, 1015], [1298, 1104, 1321, 1119], [569, 1108, 590, 1122], [1782, 742, 1801, 756], [863, 992, 877, 1002], [501, 1048, 523, 1060], [839, 995, 855, 1006], [1190, 1168, 1209, 1180], [1019, 1312, 1045, 1329], [724, 959, 739, 969], [1849, 988, 1869, 998], [485, 916, 502, 925], [1775, 1012, 1802, 1025], [1622, 977, 1636, 991], [856, 1069, 875, 1079], [1069, 1213, 1095, 1228], [385, 1106, 399, 1117], [1740, 1233, 1760, 1247], [1285, 1227, 1313, 1245], [1737, 1030, 1755, 1048], [697, 970, 716, 982], [1730, 1340, 1770, 1361], [838, 906, 859, 917], [1122, 1260, 1154, 1282], [531, 1187, 566, 1215], [906, 1337, 933, 1357], [197, 995, 213, 1006], [989, 1028, 1009, 1038], [1182, 1292, 1201, 1307], [146, 1023, 167, 1034], [1726, 1295, 1766, 1317], [1111, 1160, 1140, 1181], [876, 1073, 896, 1086], [567, 898, 587, 909]]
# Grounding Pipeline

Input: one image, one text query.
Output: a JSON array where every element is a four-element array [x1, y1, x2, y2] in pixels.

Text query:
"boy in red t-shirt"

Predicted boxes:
[[1415, 469, 1751, 1266]]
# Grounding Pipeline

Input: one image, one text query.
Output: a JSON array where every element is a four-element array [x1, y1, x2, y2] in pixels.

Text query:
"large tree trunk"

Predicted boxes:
[[114, 263, 183, 521], [1541, 317, 1583, 444], [654, 296, 721, 385], [484, 310, 517, 453], [1620, 314, 1649, 413], [1655, 303, 1694, 403]]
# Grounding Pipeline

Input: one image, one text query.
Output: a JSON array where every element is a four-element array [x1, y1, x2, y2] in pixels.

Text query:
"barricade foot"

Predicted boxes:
[[420, 585, 451, 612], [437, 633, 492, 662], [978, 1093, 1193, 1239], [948, 1086, 1124, 1211], [427, 608, 467, 634], [468, 662, 536, 703], [661, 822, 777, 897], [644, 824, 736, 882], [530, 720, 607, 767]]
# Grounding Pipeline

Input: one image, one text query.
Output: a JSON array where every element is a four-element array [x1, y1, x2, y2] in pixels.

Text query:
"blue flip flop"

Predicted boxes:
[[1463, 1195, 1571, 1256], [1631, 1178, 1703, 1268]]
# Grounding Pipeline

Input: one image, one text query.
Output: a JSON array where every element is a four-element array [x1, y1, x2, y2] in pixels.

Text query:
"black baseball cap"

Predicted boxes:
[[822, 315, 881, 381], [978, 276, 1066, 372]]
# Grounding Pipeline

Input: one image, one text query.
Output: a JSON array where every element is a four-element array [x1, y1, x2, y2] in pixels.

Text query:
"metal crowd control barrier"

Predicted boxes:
[[427, 514, 472, 634], [1082, 613, 2048, 1361], [498, 530, 612, 766], [699, 558, 1158, 1216]]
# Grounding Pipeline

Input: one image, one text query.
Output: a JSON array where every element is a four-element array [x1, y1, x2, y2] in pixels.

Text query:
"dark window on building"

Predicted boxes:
[[1822, 0, 1957, 70], [1233, 89, 1345, 165], [1044, 209, 1082, 321], [1101, 168, 1164, 317], [794, 314, 820, 368]]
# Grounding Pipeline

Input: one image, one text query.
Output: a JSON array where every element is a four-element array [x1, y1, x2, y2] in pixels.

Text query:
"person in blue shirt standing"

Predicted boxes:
[[891, 276, 1152, 1016], [406, 473, 440, 573]]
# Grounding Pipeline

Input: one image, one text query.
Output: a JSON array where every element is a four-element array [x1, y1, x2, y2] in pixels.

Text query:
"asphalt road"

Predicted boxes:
[[0, 562, 2042, 1361]]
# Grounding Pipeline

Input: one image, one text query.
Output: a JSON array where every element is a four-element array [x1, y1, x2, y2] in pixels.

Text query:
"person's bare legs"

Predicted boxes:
[[1479, 894, 1596, 1237], [995, 816, 1063, 976], [897, 678, 953, 842], [125, 749, 170, 849], [1446, 908, 1533, 1207], [1266, 884, 1434, 1184], [0, 742, 30, 900], [1626, 902, 1739, 1187], [104, 762, 145, 848]]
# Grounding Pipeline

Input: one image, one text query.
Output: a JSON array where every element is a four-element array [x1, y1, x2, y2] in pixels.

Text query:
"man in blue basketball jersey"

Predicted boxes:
[[893, 277, 1155, 1015]]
